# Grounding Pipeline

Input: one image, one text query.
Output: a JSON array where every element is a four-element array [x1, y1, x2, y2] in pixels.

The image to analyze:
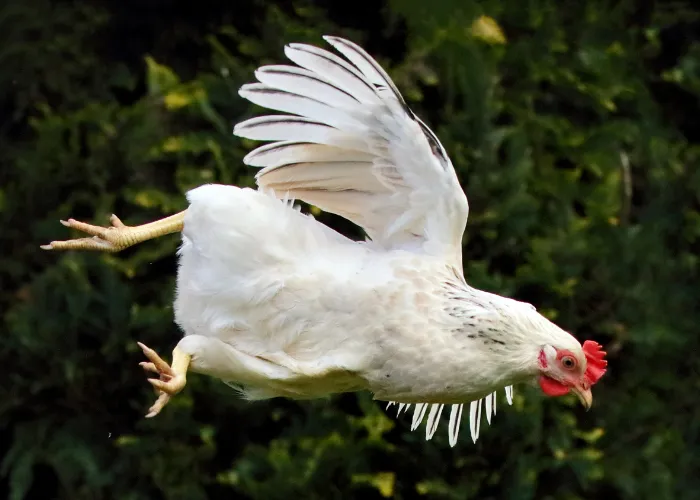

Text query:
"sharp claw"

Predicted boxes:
[[145, 393, 170, 418], [145, 406, 162, 418], [60, 219, 70, 227], [137, 342, 174, 375], [148, 378, 164, 391], [139, 361, 158, 373], [139, 361, 171, 378]]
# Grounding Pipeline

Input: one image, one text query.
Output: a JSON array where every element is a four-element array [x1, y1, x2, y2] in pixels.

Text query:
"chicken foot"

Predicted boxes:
[[42, 212, 190, 417], [41, 211, 186, 253], [138, 342, 191, 418]]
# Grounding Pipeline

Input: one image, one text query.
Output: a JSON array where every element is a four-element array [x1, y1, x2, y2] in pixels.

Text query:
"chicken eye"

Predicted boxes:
[[561, 356, 576, 370]]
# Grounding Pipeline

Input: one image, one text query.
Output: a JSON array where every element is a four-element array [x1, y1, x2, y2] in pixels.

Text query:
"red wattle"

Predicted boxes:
[[538, 376, 570, 397]]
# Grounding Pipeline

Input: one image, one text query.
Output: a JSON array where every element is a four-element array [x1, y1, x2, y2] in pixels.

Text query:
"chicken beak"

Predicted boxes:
[[571, 385, 592, 410]]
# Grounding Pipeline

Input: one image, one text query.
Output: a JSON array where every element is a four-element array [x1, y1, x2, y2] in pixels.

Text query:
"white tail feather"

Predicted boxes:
[[469, 399, 483, 443], [425, 404, 444, 440], [411, 403, 428, 431], [485, 392, 493, 425], [386, 386, 515, 446], [448, 404, 463, 447]]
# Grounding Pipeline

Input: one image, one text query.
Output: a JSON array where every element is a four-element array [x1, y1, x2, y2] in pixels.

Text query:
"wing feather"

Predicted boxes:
[[244, 142, 375, 168], [238, 84, 364, 130], [258, 161, 386, 194], [234, 115, 367, 150], [254, 65, 360, 109], [284, 43, 382, 105], [234, 36, 469, 259]]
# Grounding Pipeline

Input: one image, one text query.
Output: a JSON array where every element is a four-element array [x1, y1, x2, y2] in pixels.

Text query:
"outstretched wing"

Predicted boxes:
[[234, 36, 469, 261]]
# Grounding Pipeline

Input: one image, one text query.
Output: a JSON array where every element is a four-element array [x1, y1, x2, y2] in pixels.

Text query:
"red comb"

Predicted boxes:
[[583, 340, 607, 385]]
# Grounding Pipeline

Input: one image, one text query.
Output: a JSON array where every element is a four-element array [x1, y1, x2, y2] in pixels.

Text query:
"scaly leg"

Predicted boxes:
[[138, 342, 191, 418], [41, 211, 186, 253]]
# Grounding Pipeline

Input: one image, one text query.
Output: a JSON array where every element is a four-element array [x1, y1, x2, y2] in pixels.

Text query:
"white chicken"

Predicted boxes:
[[42, 36, 607, 445]]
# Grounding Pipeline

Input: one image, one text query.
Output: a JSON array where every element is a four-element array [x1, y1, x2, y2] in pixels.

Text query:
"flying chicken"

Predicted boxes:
[[42, 36, 607, 445]]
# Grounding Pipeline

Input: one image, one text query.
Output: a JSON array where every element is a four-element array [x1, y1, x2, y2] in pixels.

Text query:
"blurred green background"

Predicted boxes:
[[2, 0, 699, 498]]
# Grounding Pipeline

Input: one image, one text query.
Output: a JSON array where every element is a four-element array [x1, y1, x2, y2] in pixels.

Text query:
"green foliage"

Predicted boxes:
[[2, 0, 699, 498]]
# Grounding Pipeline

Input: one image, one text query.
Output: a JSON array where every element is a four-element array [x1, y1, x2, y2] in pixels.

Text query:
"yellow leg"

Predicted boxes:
[[41, 211, 186, 253], [138, 342, 191, 418]]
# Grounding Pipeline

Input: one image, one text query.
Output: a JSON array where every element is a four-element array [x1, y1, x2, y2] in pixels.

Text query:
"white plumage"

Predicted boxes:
[[43, 36, 607, 446]]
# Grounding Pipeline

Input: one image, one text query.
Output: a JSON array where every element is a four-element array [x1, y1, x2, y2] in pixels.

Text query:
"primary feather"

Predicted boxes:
[[234, 36, 469, 261], [170, 36, 607, 446]]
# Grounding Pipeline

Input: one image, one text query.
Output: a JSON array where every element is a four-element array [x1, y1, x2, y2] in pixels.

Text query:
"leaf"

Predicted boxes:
[[352, 472, 396, 498], [145, 56, 180, 95], [471, 15, 507, 45]]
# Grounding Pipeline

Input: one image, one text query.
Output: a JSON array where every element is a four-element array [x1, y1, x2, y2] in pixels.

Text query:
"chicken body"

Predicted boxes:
[[174, 184, 572, 405]]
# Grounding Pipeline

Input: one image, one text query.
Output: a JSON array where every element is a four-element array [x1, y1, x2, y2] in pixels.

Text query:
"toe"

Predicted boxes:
[[145, 393, 170, 418], [148, 376, 184, 395], [110, 214, 126, 228], [62, 218, 109, 238], [139, 361, 160, 374], [137, 342, 174, 375], [40, 233, 118, 252]]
